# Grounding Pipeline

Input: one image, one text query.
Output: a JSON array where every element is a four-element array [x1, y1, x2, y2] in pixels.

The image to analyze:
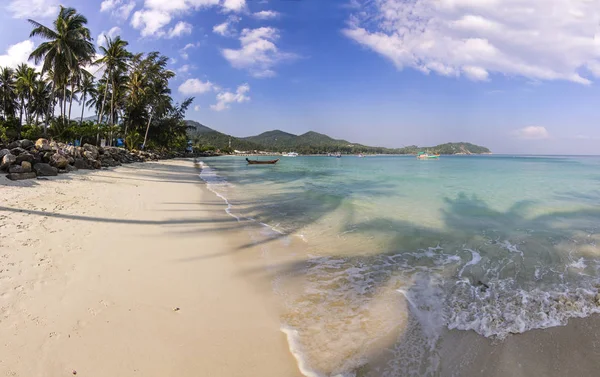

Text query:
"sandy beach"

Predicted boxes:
[[0, 160, 301, 377]]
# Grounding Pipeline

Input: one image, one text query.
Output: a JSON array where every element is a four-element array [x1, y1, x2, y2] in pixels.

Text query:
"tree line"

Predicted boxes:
[[0, 6, 193, 151]]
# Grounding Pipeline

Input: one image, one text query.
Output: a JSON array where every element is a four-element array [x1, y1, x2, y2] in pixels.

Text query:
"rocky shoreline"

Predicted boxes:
[[1, 138, 212, 181]]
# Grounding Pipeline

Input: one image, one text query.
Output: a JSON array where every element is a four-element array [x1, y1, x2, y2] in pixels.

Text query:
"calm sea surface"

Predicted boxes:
[[199, 155, 600, 376]]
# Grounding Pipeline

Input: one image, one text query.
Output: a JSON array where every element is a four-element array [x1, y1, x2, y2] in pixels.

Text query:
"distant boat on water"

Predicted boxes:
[[246, 158, 279, 165], [282, 152, 299, 157], [416, 152, 440, 160], [358, 154, 365, 158]]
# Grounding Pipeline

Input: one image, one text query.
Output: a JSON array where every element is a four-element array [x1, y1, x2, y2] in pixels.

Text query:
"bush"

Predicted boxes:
[[21, 124, 44, 140]]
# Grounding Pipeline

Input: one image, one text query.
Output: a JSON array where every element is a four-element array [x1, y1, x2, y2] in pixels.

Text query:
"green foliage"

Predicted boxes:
[[125, 131, 143, 150], [20, 124, 43, 140]]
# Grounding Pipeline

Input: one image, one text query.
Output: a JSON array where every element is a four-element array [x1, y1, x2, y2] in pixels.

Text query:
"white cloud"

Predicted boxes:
[[97, 27, 122, 47], [0, 40, 35, 69], [177, 64, 194, 74], [253, 10, 280, 20], [131, 0, 244, 37], [512, 126, 550, 140], [213, 15, 240, 37], [180, 42, 200, 60], [344, 0, 600, 85], [168, 21, 193, 38], [211, 83, 250, 111], [6, 0, 58, 19], [178, 78, 215, 94], [221, 27, 297, 78], [194, 105, 201, 111], [131, 9, 172, 37], [100, 0, 136, 20], [222, 0, 246, 13]]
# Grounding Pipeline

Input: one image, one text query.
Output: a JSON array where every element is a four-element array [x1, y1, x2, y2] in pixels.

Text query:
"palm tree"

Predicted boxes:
[[140, 53, 175, 149], [15, 64, 38, 128], [94, 36, 131, 144], [0, 67, 17, 120], [78, 71, 96, 124], [28, 6, 95, 135], [30, 79, 52, 125]]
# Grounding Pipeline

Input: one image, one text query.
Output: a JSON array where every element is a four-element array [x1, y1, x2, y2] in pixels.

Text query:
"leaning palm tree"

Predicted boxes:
[[28, 6, 95, 135], [94, 36, 131, 144]]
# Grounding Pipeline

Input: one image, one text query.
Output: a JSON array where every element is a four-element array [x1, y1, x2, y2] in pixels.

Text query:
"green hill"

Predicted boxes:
[[185, 120, 491, 155], [186, 120, 261, 151]]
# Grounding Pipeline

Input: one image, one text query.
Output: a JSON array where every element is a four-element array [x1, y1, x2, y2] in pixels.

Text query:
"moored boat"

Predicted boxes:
[[246, 158, 280, 165], [416, 152, 440, 160]]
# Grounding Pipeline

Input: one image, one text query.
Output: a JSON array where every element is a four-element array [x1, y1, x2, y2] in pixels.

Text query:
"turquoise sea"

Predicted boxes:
[[199, 155, 600, 376]]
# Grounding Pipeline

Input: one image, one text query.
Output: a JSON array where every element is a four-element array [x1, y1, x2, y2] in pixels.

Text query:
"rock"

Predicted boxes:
[[42, 151, 53, 163], [0, 149, 10, 159], [15, 152, 33, 164], [1, 154, 16, 171], [20, 139, 34, 149], [10, 147, 26, 156], [35, 138, 52, 151], [73, 158, 91, 170], [7, 140, 21, 149], [9, 164, 25, 173], [58, 169, 68, 174], [33, 163, 58, 176], [83, 144, 99, 160], [65, 164, 78, 172], [50, 153, 69, 169], [91, 159, 102, 169], [6, 172, 37, 181], [21, 161, 32, 173]]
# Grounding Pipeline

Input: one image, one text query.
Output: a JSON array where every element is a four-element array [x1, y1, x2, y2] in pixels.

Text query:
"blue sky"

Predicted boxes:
[[2, 0, 600, 154]]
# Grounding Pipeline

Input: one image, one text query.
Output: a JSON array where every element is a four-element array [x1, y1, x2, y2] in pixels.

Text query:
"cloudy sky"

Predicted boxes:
[[2, 0, 600, 154]]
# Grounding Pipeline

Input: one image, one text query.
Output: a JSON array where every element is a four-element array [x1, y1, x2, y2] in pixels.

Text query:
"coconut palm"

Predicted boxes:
[[0, 67, 17, 120], [28, 5, 95, 134], [15, 64, 39, 125], [94, 36, 131, 144], [78, 71, 96, 124]]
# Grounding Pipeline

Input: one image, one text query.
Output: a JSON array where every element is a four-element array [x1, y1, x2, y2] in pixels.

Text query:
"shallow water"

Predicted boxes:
[[199, 155, 600, 376]]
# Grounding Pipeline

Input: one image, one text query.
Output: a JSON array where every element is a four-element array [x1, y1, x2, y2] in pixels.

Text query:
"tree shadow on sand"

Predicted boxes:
[[235, 191, 600, 377]]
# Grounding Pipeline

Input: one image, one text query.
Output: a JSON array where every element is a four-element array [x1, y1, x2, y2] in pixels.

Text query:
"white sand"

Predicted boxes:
[[0, 160, 301, 377]]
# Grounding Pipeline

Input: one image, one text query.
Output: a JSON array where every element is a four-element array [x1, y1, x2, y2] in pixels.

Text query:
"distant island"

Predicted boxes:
[[185, 120, 491, 155]]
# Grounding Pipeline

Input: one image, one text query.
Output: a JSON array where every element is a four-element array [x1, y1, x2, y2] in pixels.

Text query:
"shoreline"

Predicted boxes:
[[0, 159, 301, 377]]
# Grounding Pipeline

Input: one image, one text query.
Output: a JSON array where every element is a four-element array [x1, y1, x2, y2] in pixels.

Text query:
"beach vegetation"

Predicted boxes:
[[0, 6, 194, 152]]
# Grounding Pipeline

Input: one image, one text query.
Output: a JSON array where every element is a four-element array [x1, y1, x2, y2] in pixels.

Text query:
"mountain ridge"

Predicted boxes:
[[185, 121, 491, 154]]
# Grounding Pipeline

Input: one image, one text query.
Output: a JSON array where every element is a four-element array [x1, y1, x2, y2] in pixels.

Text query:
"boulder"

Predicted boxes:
[[15, 152, 34, 164], [35, 138, 52, 151], [83, 144, 99, 159], [58, 169, 68, 174], [50, 153, 69, 169], [65, 164, 78, 172], [1, 153, 16, 171], [7, 140, 21, 149], [73, 158, 91, 170], [33, 163, 58, 176], [21, 161, 32, 173], [10, 147, 26, 156], [20, 139, 34, 149], [6, 172, 37, 181], [9, 164, 26, 173], [42, 151, 53, 163], [0, 149, 10, 159]]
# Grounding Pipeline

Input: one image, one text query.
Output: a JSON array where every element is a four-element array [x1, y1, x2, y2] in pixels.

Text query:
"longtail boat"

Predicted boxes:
[[246, 158, 279, 165]]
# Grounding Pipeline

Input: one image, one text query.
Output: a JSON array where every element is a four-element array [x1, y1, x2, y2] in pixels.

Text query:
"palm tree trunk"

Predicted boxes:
[[142, 110, 153, 150], [44, 82, 56, 137], [97, 77, 110, 145], [18, 100, 23, 139], [80, 91, 87, 124], [62, 85, 67, 119], [68, 78, 74, 122], [110, 78, 115, 126]]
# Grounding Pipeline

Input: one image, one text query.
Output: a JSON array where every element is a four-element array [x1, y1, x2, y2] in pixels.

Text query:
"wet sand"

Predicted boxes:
[[0, 160, 301, 377]]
